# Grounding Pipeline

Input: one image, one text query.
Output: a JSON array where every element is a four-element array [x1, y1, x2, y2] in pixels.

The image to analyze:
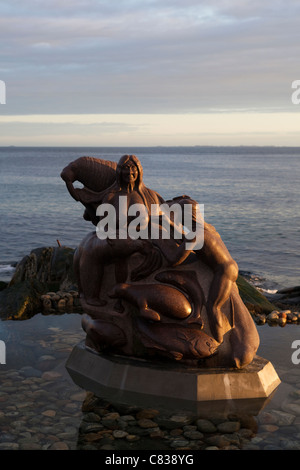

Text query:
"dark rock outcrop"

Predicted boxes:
[[0, 245, 276, 321], [0, 246, 79, 320], [236, 275, 276, 315], [265, 285, 300, 307]]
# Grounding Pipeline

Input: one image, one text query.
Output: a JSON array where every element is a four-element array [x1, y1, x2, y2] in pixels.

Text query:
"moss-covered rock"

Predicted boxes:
[[236, 275, 276, 315], [0, 245, 276, 320], [0, 246, 78, 320], [9, 246, 76, 292], [0, 279, 45, 320]]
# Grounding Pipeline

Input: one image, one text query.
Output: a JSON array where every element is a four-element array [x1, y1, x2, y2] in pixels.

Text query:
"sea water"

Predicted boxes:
[[0, 145, 299, 290], [1, 146, 300, 451]]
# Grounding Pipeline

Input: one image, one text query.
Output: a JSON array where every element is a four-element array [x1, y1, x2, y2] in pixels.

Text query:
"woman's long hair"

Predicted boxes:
[[114, 155, 164, 214]]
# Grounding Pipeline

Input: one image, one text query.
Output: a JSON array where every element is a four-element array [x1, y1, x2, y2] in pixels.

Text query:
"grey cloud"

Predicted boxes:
[[0, 0, 299, 114], [0, 120, 142, 136]]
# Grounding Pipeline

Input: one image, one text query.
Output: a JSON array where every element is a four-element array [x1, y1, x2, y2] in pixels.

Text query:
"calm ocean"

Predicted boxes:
[[0, 146, 299, 292]]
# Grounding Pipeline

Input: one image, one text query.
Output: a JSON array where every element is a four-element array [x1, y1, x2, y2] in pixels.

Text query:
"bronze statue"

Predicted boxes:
[[62, 155, 259, 369]]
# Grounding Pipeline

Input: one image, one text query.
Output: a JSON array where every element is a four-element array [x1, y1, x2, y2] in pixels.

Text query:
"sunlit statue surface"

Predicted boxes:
[[61, 155, 259, 369]]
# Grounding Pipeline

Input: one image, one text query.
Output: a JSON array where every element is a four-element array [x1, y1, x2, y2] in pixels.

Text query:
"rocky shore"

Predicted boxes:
[[2, 245, 298, 321], [0, 246, 82, 320], [2, 365, 300, 450], [1, 247, 300, 451]]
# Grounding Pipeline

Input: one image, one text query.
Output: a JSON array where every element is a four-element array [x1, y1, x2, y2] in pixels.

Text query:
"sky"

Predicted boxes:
[[0, 0, 300, 146]]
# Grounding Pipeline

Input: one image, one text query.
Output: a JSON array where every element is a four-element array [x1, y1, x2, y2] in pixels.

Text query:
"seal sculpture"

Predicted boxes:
[[109, 282, 193, 322]]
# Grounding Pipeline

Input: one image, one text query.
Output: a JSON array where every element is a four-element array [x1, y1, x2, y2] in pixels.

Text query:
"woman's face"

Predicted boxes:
[[120, 161, 138, 185]]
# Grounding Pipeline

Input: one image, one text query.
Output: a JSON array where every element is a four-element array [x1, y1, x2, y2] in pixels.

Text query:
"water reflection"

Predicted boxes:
[[1, 314, 300, 450]]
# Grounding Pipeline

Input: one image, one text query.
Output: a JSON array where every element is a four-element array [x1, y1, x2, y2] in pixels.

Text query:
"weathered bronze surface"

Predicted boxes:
[[61, 154, 259, 369]]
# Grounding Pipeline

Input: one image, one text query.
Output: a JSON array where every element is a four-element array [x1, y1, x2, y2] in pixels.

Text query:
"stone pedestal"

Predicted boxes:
[[66, 341, 280, 414]]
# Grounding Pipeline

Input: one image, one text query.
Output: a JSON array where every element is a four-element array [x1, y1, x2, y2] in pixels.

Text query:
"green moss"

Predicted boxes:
[[0, 279, 45, 320], [237, 275, 276, 314]]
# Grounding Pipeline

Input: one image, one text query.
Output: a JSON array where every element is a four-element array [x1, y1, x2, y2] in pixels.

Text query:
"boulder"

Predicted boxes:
[[0, 246, 78, 320], [0, 245, 275, 320], [266, 285, 300, 307], [0, 279, 45, 320]]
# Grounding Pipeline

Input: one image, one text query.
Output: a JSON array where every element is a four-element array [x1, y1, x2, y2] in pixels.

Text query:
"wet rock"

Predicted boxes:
[[0, 246, 79, 320], [270, 285, 300, 306], [217, 421, 240, 433], [170, 438, 190, 448], [119, 415, 135, 423], [126, 434, 140, 442], [183, 430, 204, 440], [20, 442, 42, 450], [270, 410, 295, 426], [196, 418, 217, 433], [41, 371, 63, 381], [282, 403, 300, 416], [287, 313, 298, 322], [79, 422, 104, 434], [136, 409, 159, 420], [0, 442, 19, 450], [149, 429, 165, 439], [49, 442, 70, 450], [137, 419, 158, 429], [70, 391, 87, 402], [259, 424, 279, 432], [42, 409, 57, 418], [281, 439, 300, 450], [19, 366, 43, 378], [278, 317, 287, 327], [258, 411, 277, 425], [168, 414, 194, 427], [254, 314, 266, 325], [113, 430, 128, 439], [267, 311, 279, 322], [236, 275, 276, 314], [82, 412, 102, 423], [205, 435, 231, 448]]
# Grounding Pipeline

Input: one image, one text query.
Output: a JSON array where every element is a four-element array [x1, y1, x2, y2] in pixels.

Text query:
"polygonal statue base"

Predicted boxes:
[[66, 342, 280, 414]]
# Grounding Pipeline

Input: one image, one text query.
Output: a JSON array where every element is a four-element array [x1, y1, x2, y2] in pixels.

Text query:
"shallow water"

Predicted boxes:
[[1, 313, 300, 450]]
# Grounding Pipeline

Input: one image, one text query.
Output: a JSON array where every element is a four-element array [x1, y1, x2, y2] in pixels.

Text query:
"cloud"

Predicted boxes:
[[0, 0, 299, 117], [1, 112, 300, 146]]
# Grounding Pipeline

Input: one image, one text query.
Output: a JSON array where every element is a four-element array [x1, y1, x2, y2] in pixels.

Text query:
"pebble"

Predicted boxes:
[[259, 424, 279, 432], [217, 421, 240, 433], [137, 418, 158, 429], [126, 434, 140, 442], [3, 313, 300, 452], [170, 438, 190, 448], [41, 371, 63, 381], [205, 435, 231, 448], [270, 410, 295, 426], [50, 442, 70, 450], [196, 418, 217, 433], [136, 409, 159, 420], [183, 430, 204, 440], [42, 409, 57, 417], [113, 430, 128, 439], [255, 309, 300, 327], [0, 442, 19, 450], [20, 366, 43, 378]]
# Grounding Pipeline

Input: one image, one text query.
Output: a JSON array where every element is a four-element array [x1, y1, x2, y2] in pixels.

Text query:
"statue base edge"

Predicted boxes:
[[65, 341, 281, 414]]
